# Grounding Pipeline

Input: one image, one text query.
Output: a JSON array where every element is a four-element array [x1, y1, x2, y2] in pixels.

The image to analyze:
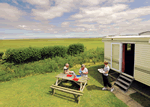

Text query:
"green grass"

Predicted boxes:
[[130, 92, 150, 107], [0, 63, 128, 107], [0, 38, 104, 52]]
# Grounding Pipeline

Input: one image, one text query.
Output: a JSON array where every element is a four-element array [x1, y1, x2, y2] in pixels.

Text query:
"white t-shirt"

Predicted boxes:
[[103, 65, 110, 76], [79, 68, 88, 77]]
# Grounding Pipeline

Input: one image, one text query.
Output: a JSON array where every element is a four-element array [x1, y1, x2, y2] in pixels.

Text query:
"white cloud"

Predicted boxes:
[[23, 0, 50, 6], [69, 28, 86, 32], [33, 29, 41, 31], [113, 0, 134, 3], [0, 3, 25, 21], [70, 5, 150, 26], [18, 25, 27, 28], [70, 4, 128, 20], [0, 19, 58, 34], [31, 6, 71, 20], [31, 0, 130, 21], [75, 24, 95, 29], [31, 0, 78, 20], [25, 4, 30, 9], [99, 19, 150, 35], [80, 0, 106, 6], [61, 22, 70, 27], [12, 0, 19, 5]]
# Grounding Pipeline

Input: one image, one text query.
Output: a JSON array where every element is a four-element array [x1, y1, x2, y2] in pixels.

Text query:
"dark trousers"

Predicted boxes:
[[102, 74, 112, 87]]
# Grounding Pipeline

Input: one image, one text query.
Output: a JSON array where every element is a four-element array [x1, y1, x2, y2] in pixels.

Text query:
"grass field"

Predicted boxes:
[[0, 63, 128, 107], [0, 38, 104, 52]]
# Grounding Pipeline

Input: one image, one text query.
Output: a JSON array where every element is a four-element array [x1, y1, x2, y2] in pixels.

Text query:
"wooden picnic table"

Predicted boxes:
[[50, 73, 90, 104]]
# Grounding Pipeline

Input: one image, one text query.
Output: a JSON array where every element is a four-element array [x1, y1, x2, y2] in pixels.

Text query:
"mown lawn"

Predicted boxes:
[[0, 38, 103, 52], [0, 63, 128, 107]]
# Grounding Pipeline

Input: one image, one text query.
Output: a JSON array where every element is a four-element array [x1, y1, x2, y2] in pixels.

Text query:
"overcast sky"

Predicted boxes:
[[0, 0, 150, 39]]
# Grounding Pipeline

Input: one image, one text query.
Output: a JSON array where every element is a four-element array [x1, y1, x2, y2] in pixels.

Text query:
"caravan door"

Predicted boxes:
[[111, 43, 122, 72]]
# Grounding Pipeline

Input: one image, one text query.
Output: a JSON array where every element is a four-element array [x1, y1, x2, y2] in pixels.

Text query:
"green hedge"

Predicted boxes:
[[2, 45, 68, 64], [2, 44, 83, 64], [3, 47, 42, 63], [67, 43, 84, 56]]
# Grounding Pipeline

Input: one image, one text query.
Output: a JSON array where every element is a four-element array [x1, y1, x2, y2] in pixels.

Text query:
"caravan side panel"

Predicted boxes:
[[104, 42, 111, 67], [134, 43, 150, 86]]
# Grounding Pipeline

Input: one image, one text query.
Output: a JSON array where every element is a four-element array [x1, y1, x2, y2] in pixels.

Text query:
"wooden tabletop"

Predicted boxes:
[[55, 73, 89, 83]]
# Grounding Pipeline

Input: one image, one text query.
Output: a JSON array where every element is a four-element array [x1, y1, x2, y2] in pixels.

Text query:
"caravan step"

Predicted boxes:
[[120, 75, 133, 82], [115, 81, 128, 90], [118, 78, 130, 86], [122, 73, 134, 79]]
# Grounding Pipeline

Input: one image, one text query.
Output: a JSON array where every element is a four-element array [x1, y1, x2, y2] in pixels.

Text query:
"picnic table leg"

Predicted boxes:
[[53, 78, 59, 95], [55, 78, 59, 85], [80, 82, 82, 91], [73, 94, 78, 103], [81, 82, 87, 92], [78, 95, 80, 104]]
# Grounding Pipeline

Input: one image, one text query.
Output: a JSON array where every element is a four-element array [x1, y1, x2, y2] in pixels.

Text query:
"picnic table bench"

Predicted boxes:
[[50, 85, 83, 104], [50, 73, 89, 104]]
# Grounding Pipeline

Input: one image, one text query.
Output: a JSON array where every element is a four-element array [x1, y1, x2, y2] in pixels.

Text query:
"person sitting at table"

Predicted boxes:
[[79, 64, 88, 77], [63, 63, 76, 76], [79, 64, 88, 86], [63, 63, 76, 86]]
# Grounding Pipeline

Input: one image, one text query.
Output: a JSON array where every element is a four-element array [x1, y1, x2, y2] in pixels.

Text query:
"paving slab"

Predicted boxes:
[[111, 82, 144, 107], [127, 99, 144, 107]]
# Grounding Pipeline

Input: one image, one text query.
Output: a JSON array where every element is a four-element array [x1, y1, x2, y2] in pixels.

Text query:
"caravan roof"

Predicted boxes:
[[105, 35, 150, 38]]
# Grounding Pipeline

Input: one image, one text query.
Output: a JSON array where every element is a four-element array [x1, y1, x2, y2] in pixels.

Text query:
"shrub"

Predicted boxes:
[[0, 74, 12, 81], [0, 70, 6, 76], [53, 46, 68, 58], [67, 43, 84, 56], [40, 46, 54, 59], [0, 52, 4, 59], [66, 56, 74, 68], [48, 60, 59, 72]]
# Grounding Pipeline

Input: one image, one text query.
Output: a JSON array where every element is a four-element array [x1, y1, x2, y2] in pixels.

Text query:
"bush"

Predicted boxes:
[[53, 57, 68, 69], [48, 60, 59, 72], [0, 52, 4, 59], [0, 74, 12, 81], [67, 43, 84, 56], [40, 46, 54, 59], [0, 70, 6, 76], [53, 46, 68, 58]]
